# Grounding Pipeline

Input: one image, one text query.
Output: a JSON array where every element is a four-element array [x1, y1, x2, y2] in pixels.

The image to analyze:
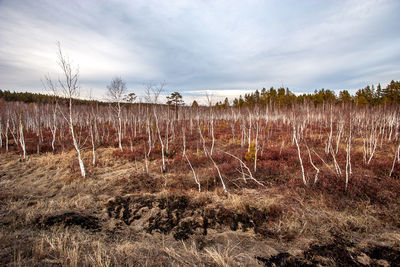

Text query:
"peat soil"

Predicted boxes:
[[33, 193, 398, 267]]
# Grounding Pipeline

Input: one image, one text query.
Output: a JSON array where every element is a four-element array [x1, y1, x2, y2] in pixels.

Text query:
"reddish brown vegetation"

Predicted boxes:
[[1, 101, 400, 266]]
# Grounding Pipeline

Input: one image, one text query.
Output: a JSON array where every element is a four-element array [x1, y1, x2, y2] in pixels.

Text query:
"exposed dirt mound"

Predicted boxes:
[[256, 238, 400, 267], [106, 194, 279, 240], [35, 212, 101, 231]]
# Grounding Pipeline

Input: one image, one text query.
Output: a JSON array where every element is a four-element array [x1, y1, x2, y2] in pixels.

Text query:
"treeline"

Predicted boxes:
[[0, 89, 56, 104], [0, 89, 99, 106], [2, 80, 400, 108], [219, 80, 400, 108]]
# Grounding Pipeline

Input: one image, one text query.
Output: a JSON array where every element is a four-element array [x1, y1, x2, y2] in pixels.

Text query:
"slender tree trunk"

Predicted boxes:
[[182, 124, 186, 156], [89, 118, 96, 166], [210, 114, 215, 156], [293, 124, 307, 185], [147, 118, 152, 157], [254, 119, 259, 172], [69, 99, 85, 177], [0, 120, 3, 149], [154, 110, 166, 172], [184, 153, 201, 192], [118, 103, 123, 151], [5, 118, 9, 152], [19, 118, 26, 159]]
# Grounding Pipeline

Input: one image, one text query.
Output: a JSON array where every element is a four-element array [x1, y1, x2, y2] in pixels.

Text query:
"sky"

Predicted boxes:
[[0, 0, 399, 104]]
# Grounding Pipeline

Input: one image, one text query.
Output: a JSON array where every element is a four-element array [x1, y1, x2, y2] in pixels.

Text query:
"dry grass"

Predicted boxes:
[[1, 148, 400, 266]]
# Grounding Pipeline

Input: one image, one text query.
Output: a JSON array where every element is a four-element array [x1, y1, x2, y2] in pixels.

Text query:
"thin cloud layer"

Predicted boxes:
[[0, 0, 399, 104]]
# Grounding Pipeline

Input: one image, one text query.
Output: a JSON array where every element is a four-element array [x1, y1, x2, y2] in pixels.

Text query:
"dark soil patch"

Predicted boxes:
[[367, 245, 400, 265], [35, 212, 101, 231], [255, 238, 400, 267], [106, 194, 280, 240], [256, 253, 315, 267]]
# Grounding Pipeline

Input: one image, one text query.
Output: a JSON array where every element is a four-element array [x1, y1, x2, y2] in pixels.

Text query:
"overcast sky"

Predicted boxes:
[[0, 0, 399, 103]]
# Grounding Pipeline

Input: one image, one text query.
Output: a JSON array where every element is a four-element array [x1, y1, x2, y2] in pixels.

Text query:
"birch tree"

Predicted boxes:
[[107, 77, 128, 151], [56, 43, 86, 178]]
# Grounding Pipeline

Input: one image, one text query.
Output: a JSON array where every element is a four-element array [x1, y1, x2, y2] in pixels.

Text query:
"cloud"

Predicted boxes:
[[0, 0, 399, 102]]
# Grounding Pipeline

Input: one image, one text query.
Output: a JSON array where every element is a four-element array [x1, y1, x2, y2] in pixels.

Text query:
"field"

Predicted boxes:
[[1, 101, 400, 266]]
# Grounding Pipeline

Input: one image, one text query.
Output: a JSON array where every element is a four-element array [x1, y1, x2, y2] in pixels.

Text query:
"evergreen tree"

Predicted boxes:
[[191, 100, 199, 108], [383, 80, 400, 104], [222, 97, 229, 108], [166, 92, 184, 119], [339, 90, 352, 103]]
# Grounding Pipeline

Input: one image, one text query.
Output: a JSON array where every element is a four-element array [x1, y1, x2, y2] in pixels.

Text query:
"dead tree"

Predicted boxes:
[[154, 109, 166, 172], [293, 123, 307, 185], [389, 142, 400, 177], [88, 101, 98, 166], [0, 118, 2, 149], [43, 76, 59, 152], [222, 150, 265, 187], [18, 114, 26, 159], [5, 114, 9, 151], [145, 82, 166, 172], [56, 43, 86, 178], [107, 77, 128, 151], [254, 112, 260, 172], [306, 145, 320, 184], [181, 122, 201, 191], [345, 119, 352, 190]]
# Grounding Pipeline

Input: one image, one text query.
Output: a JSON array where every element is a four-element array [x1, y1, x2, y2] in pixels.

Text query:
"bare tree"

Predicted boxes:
[[254, 112, 260, 172], [345, 120, 352, 190], [56, 43, 86, 178], [144, 82, 166, 172], [154, 109, 166, 172], [205, 91, 216, 156], [389, 142, 400, 177], [293, 123, 307, 186], [222, 150, 265, 187], [18, 113, 26, 159], [198, 120, 227, 193], [144, 81, 165, 104], [306, 145, 320, 184], [5, 113, 9, 151], [43, 76, 59, 152], [0, 118, 2, 149], [107, 77, 128, 151], [87, 89, 99, 166]]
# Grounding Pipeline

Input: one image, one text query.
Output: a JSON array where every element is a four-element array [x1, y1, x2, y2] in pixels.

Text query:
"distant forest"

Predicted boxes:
[[0, 90, 97, 106], [1, 80, 399, 108], [224, 80, 400, 108]]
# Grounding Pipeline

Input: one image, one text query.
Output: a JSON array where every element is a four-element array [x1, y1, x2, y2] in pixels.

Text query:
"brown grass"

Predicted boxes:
[[1, 148, 400, 266]]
